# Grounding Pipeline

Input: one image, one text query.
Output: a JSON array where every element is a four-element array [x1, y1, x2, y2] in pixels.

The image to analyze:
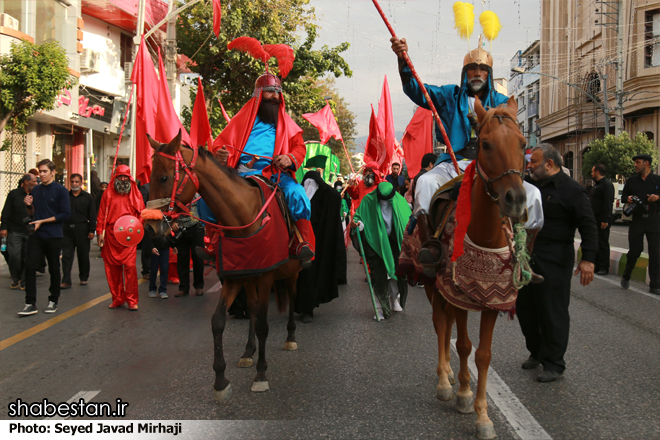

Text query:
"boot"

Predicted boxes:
[[417, 212, 443, 277], [526, 228, 544, 284], [294, 219, 315, 269]]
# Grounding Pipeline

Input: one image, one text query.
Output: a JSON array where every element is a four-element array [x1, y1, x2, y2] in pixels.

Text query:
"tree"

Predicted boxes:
[[176, 0, 352, 135], [582, 132, 658, 181], [0, 40, 76, 149]]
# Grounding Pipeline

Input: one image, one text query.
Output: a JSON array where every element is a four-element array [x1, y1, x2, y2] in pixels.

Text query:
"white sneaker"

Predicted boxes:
[[391, 298, 403, 312], [44, 301, 58, 314], [149, 291, 157, 298], [160, 291, 169, 299]]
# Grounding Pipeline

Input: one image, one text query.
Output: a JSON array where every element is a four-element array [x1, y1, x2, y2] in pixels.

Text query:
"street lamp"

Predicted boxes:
[[512, 67, 611, 135]]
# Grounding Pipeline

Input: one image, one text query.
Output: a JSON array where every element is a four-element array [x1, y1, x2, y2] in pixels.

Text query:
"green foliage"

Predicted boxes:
[[0, 39, 76, 149], [177, 0, 355, 168], [582, 132, 658, 180]]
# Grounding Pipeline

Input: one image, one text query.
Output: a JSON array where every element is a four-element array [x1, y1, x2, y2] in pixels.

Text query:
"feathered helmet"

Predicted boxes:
[[227, 37, 294, 97], [452, 2, 501, 68]]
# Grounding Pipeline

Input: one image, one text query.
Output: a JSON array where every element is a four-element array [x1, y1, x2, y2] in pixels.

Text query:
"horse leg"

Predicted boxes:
[[284, 274, 298, 351], [238, 282, 258, 368], [425, 285, 454, 401], [212, 293, 231, 402], [251, 274, 273, 392], [444, 303, 456, 384], [453, 306, 475, 414], [473, 310, 498, 439]]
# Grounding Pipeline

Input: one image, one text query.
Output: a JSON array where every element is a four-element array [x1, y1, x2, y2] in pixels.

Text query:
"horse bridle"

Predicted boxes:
[[472, 114, 525, 202], [154, 146, 200, 223]]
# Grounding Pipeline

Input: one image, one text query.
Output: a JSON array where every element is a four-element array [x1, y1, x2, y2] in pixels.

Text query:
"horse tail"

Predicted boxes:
[[273, 279, 288, 314]]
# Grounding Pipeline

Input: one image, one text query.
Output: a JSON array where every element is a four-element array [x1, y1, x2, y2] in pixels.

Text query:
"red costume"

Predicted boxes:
[[96, 165, 145, 309], [347, 161, 382, 210]]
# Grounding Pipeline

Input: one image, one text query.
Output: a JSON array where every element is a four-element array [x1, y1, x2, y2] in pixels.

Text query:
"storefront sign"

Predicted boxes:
[[78, 88, 113, 123]]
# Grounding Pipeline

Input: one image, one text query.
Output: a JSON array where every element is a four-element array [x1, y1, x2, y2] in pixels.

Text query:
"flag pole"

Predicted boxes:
[[370, 0, 461, 176], [339, 138, 355, 175]]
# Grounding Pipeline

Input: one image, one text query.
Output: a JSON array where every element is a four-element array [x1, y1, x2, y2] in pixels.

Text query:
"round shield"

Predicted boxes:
[[113, 215, 144, 247]]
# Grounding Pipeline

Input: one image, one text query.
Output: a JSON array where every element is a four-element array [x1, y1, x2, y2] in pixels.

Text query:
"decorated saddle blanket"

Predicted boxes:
[[436, 207, 518, 313], [396, 218, 437, 287], [216, 176, 290, 279]]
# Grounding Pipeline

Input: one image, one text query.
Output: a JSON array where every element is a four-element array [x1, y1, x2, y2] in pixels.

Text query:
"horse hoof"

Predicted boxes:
[[214, 384, 232, 402], [251, 381, 270, 393], [237, 358, 253, 368], [456, 391, 474, 414], [448, 371, 456, 385], [284, 341, 298, 351], [475, 421, 496, 439], [436, 385, 455, 401]]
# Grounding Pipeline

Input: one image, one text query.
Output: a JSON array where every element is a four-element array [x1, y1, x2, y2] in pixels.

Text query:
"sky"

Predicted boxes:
[[308, 0, 541, 142]]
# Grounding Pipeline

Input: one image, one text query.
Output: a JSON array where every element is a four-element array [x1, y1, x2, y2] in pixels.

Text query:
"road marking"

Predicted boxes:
[[451, 340, 552, 440], [47, 391, 101, 420], [208, 281, 223, 293], [594, 274, 659, 300], [0, 279, 146, 351]]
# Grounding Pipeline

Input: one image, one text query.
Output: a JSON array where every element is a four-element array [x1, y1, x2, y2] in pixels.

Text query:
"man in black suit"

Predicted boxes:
[[589, 164, 615, 275]]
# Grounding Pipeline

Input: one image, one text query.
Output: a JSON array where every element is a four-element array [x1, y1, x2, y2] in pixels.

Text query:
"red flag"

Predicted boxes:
[[213, 0, 222, 38], [130, 36, 159, 185], [302, 102, 342, 144], [401, 107, 433, 178], [364, 104, 386, 171], [376, 76, 396, 175], [190, 77, 212, 148], [155, 49, 190, 149], [217, 98, 231, 123]]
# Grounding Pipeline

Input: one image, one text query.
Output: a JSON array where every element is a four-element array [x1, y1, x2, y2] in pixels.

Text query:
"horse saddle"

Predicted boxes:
[[246, 175, 295, 239], [429, 174, 465, 233]]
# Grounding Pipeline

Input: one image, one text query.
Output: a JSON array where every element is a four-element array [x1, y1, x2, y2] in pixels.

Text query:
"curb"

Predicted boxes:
[[574, 240, 651, 285]]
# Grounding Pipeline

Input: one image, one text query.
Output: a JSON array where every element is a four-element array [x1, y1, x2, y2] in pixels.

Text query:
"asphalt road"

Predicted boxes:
[[576, 223, 649, 254], [0, 244, 658, 439]]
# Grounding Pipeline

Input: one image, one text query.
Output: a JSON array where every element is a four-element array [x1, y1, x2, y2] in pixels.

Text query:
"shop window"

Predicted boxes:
[[646, 10, 660, 68]]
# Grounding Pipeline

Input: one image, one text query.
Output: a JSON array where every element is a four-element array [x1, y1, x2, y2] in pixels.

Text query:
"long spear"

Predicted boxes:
[[371, 0, 461, 176]]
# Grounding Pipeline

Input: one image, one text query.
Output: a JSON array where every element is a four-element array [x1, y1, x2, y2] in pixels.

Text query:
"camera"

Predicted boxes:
[[23, 216, 35, 234], [623, 195, 647, 217]]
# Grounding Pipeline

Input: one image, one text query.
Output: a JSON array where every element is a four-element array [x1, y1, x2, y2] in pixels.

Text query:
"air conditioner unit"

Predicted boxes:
[[80, 49, 100, 73], [124, 62, 133, 82], [0, 13, 19, 31]]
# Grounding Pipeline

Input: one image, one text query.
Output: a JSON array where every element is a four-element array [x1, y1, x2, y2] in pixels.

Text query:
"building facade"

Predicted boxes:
[[509, 40, 541, 150], [536, 0, 660, 182]]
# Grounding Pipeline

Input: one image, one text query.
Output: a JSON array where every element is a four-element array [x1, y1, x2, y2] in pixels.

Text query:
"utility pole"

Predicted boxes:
[[166, 0, 177, 98], [615, 0, 624, 135], [129, 0, 146, 177]]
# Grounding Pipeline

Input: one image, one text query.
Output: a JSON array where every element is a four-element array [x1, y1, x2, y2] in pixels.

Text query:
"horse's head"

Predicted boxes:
[[473, 95, 527, 219], [143, 130, 198, 244]]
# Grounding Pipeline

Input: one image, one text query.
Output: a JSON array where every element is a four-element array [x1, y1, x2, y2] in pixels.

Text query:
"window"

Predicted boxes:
[[564, 151, 574, 177], [120, 33, 132, 69], [645, 10, 660, 68]]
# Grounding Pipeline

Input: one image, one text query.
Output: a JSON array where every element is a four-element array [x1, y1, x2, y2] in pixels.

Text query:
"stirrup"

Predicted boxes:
[[419, 240, 442, 278], [530, 272, 544, 284], [295, 242, 314, 269]]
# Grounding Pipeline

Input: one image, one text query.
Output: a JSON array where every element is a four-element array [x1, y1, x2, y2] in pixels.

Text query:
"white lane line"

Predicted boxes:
[[593, 274, 659, 300], [208, 281, 223, 293], [451, 340, 552, 440], [47, 390, 101, 420]]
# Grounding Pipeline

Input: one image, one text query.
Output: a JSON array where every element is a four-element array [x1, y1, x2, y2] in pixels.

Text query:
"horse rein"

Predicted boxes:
[[473, 114, 525, 203]]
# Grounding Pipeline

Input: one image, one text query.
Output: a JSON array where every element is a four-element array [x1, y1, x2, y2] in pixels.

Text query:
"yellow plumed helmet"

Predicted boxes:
[[463, 36, 493, 68]]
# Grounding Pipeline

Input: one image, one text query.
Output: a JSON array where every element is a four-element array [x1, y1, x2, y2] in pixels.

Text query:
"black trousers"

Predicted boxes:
[[61, 223, 91, 284], [24, 235, 62, 306], [623, 216, 660, 289], [595, 225, 611, 272], [176, 224, 205, 293], [7, 231, 29, 283], [516, 241, 574, 373], [141, 232, 152, 275]]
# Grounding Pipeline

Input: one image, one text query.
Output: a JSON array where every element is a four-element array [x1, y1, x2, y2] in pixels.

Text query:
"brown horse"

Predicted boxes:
[[143, 132, 302, 401], [426, 95, 527, 439]]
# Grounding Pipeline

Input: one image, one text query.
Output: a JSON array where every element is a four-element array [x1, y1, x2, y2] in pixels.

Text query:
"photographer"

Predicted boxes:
[[620, 154, 659, 294], [18, 160, 71, 316]]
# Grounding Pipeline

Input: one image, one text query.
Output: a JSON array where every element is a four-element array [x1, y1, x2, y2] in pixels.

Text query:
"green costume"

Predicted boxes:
[[354, 182, 411, 318]]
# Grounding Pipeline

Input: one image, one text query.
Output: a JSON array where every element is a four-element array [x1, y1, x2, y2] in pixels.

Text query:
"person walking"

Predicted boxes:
[[516, 144, 598, 382], [589, 164, 615, 275], [620, 154, 660, 294], [18, 159, 71, 316], [61, 173, 96, 288], [1, 173, 37, 289]]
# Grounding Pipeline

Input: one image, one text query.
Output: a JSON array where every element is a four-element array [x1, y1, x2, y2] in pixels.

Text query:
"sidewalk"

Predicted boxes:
[[574, 240, 652, 285]]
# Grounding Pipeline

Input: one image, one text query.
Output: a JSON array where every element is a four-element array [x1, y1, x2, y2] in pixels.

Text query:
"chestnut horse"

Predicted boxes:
[[426, 95, 527, 439], [143, 133, 302, 401]]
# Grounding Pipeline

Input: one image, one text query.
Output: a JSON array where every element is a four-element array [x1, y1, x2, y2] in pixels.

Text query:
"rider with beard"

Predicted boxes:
[[346, 161, 381, 211], [214, 73, 314, 267], [96, 165, 145, 310]]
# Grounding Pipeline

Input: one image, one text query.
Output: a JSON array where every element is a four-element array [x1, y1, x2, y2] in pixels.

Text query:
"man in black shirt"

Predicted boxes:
[[620, 154, 660, 294], [516, 144, 597, 382], [589, 164, 615, 275], [1, 173, 37, 289], [18, 159, 71, 316], [61, 173, 96, 288]]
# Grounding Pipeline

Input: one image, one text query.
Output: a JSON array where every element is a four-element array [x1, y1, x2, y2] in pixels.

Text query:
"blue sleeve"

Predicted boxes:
[[54, 185, 71, 222], [401, 65, 450, 110]]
